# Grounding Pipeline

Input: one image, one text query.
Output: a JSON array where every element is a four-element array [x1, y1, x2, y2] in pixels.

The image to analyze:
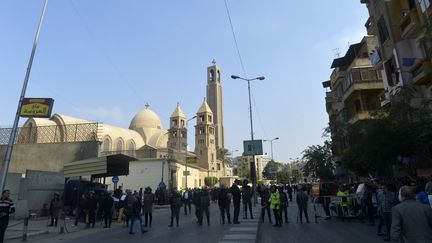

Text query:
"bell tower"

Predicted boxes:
[[206, 60, 225, 150], [195, 99, 217, 171], [168, 103, 187, 154]]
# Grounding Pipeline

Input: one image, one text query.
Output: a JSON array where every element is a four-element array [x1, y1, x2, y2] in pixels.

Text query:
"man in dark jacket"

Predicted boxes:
[[49, 193, 61, 227], [296, 187, 309, 223], [286, 185, 293, 202], [279, 187, 289, 223], [168, 188, 182, 227], [230, 179, 241, 224], [259, 186, 272, 224], [193, 189, 201, 224], [199, 188, 211, 226], [182, 189, 192, 215], [218, 185, 231, 224], [391, 186, 432, 242], [100, 192, 114, 228], [242, 180, 253, 219], [86, 192, 98, 228]]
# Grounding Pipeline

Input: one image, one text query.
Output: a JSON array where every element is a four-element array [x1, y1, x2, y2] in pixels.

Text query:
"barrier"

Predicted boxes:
[[313, 195, 361, 223]]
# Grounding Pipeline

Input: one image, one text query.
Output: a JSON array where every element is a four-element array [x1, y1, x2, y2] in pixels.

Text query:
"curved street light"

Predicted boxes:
[[231, 74, 265, 205], [263, 137, 279, 161]]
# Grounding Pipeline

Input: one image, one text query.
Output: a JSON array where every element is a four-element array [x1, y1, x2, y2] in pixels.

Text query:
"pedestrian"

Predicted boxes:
[[73, 194, 86, 227], [143, 187, 154, 227], [49, 192, 61, 227], [182, 188, 192, 215], [168, 188, 182, 227], [287, 184, 293, 202], [218, 185, 231, 224], [296, 186, 309, 223], [242, 179, 253, 219], [100, 191, 114, 228], [86, 191, 98, 228], [391, 185, 432, 242], [128, 192, 146, 234], [199, 188, 211, 226], [380, 183, 396, 241], [269, 185, 281, 227], [230, 179, 241, 224], [193, 189, 202, 224], [278, 186, 289, 223], [259, 186, 272, 224], [0, 190, 15, 243], [362, 183, 375, 225]]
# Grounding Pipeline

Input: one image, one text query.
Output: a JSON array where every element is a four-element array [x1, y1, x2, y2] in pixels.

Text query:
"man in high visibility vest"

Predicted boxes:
[[269, 185, 281, 227], [336, 185, 350, 216]]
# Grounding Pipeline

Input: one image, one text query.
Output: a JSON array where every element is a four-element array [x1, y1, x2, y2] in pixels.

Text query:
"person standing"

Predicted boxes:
[[380, 184, 396, 241], [86, 191, 98, 228], [287, 185, 293, 202], [278, 187, 289, 223], [49, 193, 61, 227], [182, 189, 192, 215], [168, 188, 182, 227], [100, 192, 114, 228], [259, 186, 272, 224], [142, 187, 154, 227], [193, 189, 202, 224], [269, 185, 281, 227], [242, 180, 253, 219], [391, 186, 432, 242], [0, 190, 15, 243], [218, 185, 231, 224], [231, 179, 241, 224], [296, 187, 309, 223], [200, 188, 211, 226]]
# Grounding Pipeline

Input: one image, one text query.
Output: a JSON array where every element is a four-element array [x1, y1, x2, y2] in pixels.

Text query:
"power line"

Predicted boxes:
[[223, 0, 247, 77], [68, 0, 146, 103]]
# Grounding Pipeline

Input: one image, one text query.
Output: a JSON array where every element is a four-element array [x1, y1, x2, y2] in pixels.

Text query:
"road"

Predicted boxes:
[[8, 203, 256, 243], [257, 201, 384, 243]]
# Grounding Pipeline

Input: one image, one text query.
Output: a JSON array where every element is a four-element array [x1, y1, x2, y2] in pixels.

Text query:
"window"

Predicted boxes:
[[172, 119, 178, 126], [180, 119, 185, 128], [209, 69, 215, 82], [199, 128, 205, 134], [217, 70, 221, 82], [116, 139, 123, 151], [217, 163, 221, 171], [211, 153, 214, 162], [377, 17, 390, 44], [209, 127, 214, 134], [103, 137, 111, 152], [200, 115, 205, 122], [208, 115, 212, 123], [355, 100, 362, 112]]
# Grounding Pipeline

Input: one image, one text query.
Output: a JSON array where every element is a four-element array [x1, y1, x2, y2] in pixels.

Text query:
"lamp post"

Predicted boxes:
[[263, 137, 279, 161], [184, 115, 197, 189], [231, 75, 265, 205], [0, 0, 48, 193]]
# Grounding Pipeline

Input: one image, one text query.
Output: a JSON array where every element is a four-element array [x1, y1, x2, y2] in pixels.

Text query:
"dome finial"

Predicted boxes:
[[145, 103, 150, 109], [212, 59, 217, 65]]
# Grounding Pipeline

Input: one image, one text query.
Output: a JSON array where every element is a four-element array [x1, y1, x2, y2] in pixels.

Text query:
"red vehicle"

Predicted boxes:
[[311, 180, 337, 198]]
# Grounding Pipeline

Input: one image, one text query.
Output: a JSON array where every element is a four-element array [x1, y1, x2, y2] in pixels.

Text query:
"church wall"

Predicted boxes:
[[0, 141, 99, 174], [116, 159, 168, 192]]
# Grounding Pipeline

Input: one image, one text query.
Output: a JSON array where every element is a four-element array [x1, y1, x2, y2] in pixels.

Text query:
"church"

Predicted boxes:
[[1, 62, 235, 192]]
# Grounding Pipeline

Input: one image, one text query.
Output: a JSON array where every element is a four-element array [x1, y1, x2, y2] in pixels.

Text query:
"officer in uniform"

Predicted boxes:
[[0, 190, 15, 243]]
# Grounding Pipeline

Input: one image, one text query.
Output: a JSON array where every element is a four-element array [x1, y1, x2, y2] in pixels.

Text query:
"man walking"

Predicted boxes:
[[296, 187, 309, 223], [230, 179, 241, 224], [391, 186, 432, 242], [218, 185, 231, 224], [182, 189, 192, 215], [0, 190, 15, 243], [49, 192, 61, 227]]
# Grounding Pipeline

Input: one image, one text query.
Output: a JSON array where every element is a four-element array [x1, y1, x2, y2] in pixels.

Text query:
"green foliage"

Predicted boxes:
[[302, 141, 334, 180], [262, 160, 281, 180], [276, 171, 291, 184], [204, 177, 218, 187]]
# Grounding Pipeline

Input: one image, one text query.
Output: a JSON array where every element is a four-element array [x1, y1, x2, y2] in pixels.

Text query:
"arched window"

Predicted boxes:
[[209, 69, 215, 81], [217, 70, 221, 82], [103, 137, 111, 152], [116, 139, 124, 152], [127, 140, 135, 156]]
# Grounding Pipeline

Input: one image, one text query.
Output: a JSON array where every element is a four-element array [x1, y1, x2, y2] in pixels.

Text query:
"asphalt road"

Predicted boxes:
[[8, 203, 243, 243], [257, 201, 384, 243]]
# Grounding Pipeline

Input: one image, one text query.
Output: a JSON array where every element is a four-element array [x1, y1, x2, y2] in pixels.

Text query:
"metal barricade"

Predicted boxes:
[[313, 195, 361, 223]]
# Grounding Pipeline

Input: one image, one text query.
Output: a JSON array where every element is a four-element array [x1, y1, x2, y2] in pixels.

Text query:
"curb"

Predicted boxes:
[[5, 230, 49, 241]]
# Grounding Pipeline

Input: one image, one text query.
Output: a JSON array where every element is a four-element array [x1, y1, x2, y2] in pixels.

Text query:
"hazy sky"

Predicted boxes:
[[0, 1, 369, 162]]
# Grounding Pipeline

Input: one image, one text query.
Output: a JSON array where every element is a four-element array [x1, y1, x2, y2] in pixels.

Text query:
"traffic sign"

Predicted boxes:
[[243, 140, 263, 156], [112, 176, 119, 184]]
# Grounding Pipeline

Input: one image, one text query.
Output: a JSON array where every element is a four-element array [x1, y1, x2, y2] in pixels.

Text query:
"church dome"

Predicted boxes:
[[129, 104, 164, 131]]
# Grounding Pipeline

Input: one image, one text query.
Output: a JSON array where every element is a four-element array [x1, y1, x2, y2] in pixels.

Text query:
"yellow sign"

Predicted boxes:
[[19, 98, 54, 118]]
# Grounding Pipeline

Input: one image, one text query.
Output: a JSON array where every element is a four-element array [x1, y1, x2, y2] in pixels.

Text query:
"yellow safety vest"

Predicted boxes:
[[269, 192, 280, 210]]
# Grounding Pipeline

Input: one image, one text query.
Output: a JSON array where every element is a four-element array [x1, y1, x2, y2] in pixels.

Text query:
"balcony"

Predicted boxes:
[[400, 10, 420, 39], [379, 90, 391, 107], [348, 111, 387, 124], [330, 69, 346, 87], [410, 59, 432, 85]]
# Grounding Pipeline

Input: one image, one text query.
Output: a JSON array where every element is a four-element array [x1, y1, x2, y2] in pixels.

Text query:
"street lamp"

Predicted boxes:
[[263, 137, 279, 161], [184, 115, 197, 189], [231, 74, 265, 205]]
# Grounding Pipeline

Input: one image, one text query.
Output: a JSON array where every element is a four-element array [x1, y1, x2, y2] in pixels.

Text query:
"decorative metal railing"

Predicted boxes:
[[0, 123, 99, 145]]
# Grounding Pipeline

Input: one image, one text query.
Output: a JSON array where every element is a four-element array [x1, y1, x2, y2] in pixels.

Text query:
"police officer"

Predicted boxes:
[[168, 188, 182, 227], [269, 185, 281, 227], [218, 185, 231, 224], [199, 188, 211, 226], [0, 190, 15, 243], [278, 186, 289, 223], [242, 180, 253, 219], [193, 189, 202, 224]]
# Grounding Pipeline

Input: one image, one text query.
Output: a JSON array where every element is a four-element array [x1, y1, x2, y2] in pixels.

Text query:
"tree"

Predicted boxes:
[[217, 148, 233, 175], [262, 160, 282, 180], [204, 177, 218, 187], [276, 171, 291, 185], [302, 141, 334, 180]]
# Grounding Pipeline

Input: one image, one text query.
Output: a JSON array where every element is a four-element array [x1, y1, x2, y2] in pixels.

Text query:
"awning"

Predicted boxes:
[[64, 154, 136, 178]]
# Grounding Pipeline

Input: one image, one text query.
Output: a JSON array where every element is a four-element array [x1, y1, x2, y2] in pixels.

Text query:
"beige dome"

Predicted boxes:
[[129, 105, 164, 131]]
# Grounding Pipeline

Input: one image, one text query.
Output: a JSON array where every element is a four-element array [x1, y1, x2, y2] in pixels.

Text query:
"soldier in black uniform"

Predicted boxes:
[[0, 190, 15, 243], [230, 179, 241, 224], [279, 186, 289, 223], [259, 186, 272, 224], [100, 192, 114, 228], [168, 188, 182, 227], [193, 189, 201, 224], [199, 188, 211, 226]]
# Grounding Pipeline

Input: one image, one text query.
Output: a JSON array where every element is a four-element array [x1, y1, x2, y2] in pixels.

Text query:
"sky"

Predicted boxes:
[[0, 0, 369, 162]]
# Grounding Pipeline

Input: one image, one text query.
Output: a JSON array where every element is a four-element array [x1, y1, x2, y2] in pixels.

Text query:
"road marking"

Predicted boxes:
[[223, 234, 256, 240]]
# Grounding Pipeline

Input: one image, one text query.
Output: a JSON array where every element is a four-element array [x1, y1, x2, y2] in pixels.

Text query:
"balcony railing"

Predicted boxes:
[[410, 59, 432, 85], [348, 111, 387, 124], [400, 10, 419, 39]]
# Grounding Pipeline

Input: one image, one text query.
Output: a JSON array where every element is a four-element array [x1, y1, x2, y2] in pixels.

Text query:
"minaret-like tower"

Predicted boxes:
[[206, 60, 225, 150], [168, 103, 187, 154], [195, 99, 217, 171]]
